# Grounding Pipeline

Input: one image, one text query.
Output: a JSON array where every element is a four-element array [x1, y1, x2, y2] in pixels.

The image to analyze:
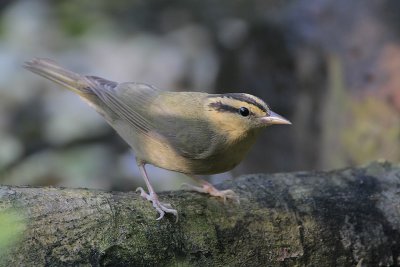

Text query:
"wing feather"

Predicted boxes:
[[85, 78, 218, 160], [86, 78, 159, 136]]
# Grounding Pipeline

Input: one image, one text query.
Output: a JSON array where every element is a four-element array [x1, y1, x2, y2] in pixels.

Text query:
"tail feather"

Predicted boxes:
[[24, 58, 91, 95]]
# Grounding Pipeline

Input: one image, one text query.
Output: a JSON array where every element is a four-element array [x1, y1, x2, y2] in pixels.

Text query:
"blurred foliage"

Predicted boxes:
[[320, 54, 350, 169], [0, 209, 25, 258], [57, 1, 94, 37], [52, 0, 286, 34], [0, 0, 399, 190], [343, 97, 400, 164]]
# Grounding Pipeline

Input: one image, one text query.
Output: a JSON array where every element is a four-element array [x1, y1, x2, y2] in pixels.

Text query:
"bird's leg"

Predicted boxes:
[[135, 160, 178, 221], [182, 175, 240, 203]]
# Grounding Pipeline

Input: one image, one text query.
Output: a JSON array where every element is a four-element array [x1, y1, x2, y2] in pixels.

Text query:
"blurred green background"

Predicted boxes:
[[0, 0, 399, 192]]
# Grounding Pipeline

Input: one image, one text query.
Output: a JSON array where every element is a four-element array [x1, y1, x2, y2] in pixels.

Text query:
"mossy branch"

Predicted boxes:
[[1, 161, 399, 266]]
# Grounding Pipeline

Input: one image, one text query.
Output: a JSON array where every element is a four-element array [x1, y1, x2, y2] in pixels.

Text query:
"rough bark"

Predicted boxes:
[[1, 161, 400, 266]]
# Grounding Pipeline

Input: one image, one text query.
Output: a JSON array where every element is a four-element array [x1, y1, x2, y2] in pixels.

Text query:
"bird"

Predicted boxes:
[[24, 58, 291, 221]]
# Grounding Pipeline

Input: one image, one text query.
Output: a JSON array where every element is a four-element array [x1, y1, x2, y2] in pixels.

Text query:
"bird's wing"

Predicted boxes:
[[160, 118, 219, 160], [87, 79, 218, 160], [86, 77, 159, 135]]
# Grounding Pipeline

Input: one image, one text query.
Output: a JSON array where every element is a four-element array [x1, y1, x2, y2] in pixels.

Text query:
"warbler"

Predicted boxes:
[[24, 58, 291, 221]]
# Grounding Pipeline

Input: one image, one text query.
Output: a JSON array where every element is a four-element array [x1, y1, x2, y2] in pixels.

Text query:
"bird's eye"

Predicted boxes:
[[239, 107, 250, 117]]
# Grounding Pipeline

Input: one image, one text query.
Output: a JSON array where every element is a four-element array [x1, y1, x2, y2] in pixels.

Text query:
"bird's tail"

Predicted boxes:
[[24, 58, 91, 96]]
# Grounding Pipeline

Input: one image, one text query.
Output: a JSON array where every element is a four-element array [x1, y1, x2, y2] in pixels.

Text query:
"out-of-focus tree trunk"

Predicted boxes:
[[1, 161, 399, 266]]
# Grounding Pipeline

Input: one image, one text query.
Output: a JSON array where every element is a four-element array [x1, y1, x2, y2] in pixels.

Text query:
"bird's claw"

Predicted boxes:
[[136, 187, 148, 199], [136, 187, 178, 222], [181, 183, 240, 204]]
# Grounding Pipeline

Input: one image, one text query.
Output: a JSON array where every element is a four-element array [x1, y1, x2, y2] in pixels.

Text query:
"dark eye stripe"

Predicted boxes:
[[208, 101, 237, 113], [208, 101, 255, 115]]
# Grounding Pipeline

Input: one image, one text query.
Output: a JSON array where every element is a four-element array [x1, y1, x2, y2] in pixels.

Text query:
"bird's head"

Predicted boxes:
[[205, 93, 291, 140]]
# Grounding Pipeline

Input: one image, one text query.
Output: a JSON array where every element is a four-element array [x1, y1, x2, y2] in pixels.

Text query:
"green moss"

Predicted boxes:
[[55, 1, 96, 37], [0, 209, 26, 259]]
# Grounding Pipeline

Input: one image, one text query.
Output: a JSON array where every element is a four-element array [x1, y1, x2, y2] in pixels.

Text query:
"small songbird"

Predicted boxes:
[[24, 58, 291, 221]]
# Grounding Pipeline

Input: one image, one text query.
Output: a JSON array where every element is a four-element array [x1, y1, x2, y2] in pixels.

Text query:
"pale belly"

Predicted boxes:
[[112, 120, 260, 175], [135, 132, 258, 175], [140, 140, 252, 175]]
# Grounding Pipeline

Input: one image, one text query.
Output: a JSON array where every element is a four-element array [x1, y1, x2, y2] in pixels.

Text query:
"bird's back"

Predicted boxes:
[[24, 58, 257, 175]]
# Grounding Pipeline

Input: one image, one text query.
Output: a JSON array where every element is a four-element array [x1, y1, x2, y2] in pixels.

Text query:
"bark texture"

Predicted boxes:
[[1, 161, 400, 266]]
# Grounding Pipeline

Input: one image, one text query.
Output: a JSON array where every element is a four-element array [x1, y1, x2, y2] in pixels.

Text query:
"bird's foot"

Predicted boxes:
[[136, 187, 178, 222], [181, 182, 240, 204]]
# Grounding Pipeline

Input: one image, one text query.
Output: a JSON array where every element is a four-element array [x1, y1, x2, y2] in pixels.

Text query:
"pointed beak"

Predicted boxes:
[[261, 111, 291, 125]]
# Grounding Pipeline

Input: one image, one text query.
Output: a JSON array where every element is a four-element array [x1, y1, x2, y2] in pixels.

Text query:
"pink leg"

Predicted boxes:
[[135, 160, 178, 221], [182, 175, 240, 203]]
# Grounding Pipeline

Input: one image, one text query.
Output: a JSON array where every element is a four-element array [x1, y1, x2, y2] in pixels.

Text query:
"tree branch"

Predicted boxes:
[[1, 161, 399, 266]]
